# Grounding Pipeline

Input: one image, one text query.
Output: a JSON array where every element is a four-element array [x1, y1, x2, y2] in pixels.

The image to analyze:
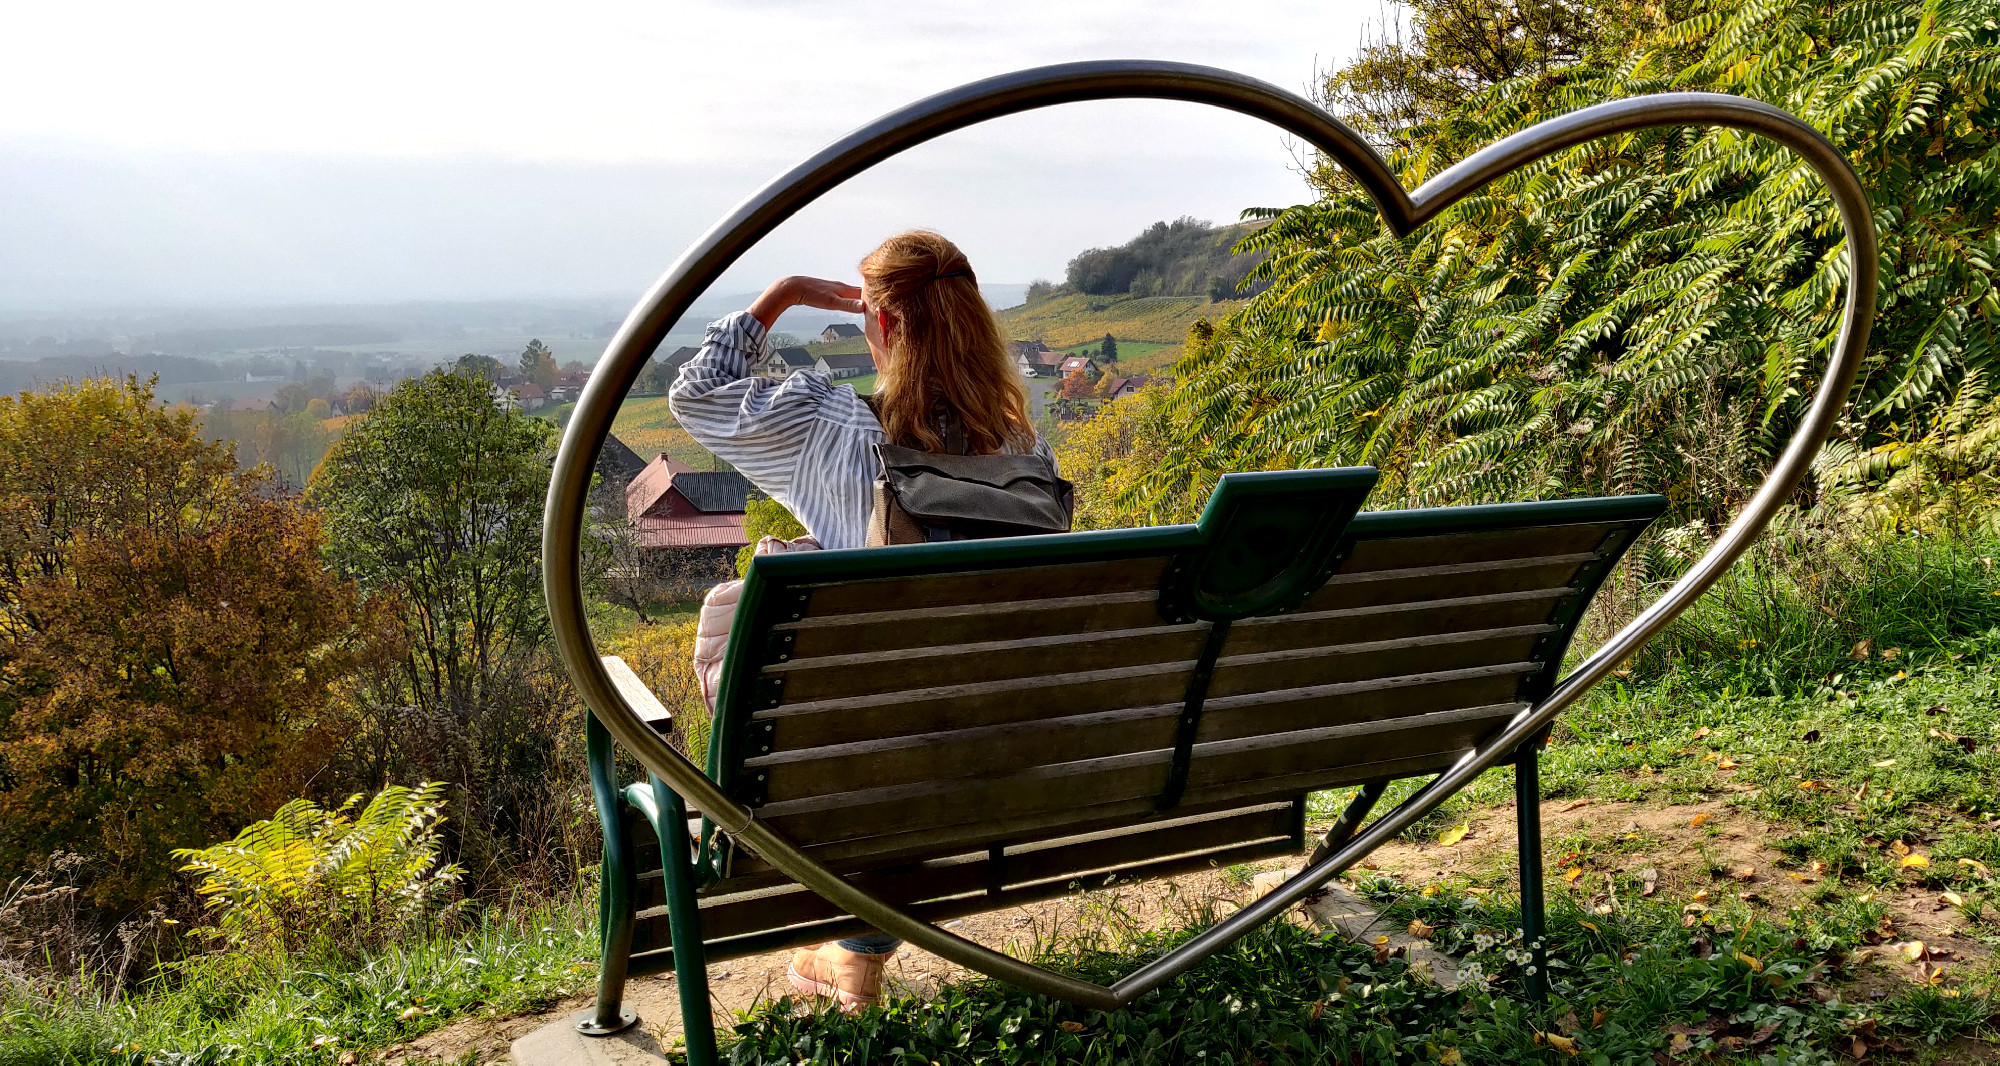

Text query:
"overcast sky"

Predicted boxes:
[[2, 0, 1375, 313]]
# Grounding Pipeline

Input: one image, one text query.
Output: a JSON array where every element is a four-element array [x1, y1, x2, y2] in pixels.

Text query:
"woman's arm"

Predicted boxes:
[[747, 275, 862, 329], [666, 277, 865, 510]]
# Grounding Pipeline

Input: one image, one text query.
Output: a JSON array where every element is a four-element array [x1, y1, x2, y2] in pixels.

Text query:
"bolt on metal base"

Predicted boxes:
[[574, 1008, 639, 1038]]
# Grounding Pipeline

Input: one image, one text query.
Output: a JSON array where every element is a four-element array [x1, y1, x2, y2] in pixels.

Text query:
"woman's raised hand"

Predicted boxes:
[[749, 276, 864, 330]]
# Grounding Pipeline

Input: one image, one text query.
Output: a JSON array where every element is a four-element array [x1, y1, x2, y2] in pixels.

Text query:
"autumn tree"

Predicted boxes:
[[1060, 368, 1098, 400], [0, 377, 393, 909], [519, 339, 558, 389], [308, 371, 566, 849]]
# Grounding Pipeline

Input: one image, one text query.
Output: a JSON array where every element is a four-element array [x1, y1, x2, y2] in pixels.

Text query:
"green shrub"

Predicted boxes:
[[171, 783, 462, 955]]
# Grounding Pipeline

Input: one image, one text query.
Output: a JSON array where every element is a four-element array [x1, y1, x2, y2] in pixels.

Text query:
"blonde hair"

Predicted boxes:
[[860, 231, 1034, 455]]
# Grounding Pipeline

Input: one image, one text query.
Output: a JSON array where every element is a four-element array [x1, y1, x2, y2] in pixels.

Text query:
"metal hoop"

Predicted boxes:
[[544, 60, 1876, 1009]]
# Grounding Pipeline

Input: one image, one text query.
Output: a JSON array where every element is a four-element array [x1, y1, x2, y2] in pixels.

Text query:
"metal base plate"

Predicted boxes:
[[574, 1008, 640, 1038]]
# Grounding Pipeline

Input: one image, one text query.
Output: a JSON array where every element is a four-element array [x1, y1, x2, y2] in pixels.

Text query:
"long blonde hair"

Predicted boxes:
[[860, 231, 1034, 455]]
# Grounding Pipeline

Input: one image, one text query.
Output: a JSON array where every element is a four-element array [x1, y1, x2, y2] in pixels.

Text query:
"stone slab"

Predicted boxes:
[[1252, 868, 1462, 988], [511, 1011, 671, 1066]]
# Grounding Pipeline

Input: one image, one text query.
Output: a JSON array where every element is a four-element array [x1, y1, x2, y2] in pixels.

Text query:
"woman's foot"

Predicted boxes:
[[786, 942, 891, 1011]]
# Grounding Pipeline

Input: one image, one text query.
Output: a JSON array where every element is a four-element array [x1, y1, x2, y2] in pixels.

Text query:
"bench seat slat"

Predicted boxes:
[[1336, 521, 1625, 570], [803, 557, 1172, 616], [755, 713, 1503, 847], [627, 836, 1298, 970], [779, 591, 1166, 658], [651, 802, 1300, 945]]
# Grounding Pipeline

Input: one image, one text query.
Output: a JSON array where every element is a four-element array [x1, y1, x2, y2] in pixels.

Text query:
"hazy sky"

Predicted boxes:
[[3, 0, 1375, 313]]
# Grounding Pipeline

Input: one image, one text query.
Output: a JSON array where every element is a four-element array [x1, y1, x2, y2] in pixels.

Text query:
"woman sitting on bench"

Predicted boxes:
[[669, 230, 1059, 1008]]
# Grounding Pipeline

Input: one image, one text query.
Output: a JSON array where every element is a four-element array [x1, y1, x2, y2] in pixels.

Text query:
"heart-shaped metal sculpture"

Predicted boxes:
[[544, 60, 1876, 1010]]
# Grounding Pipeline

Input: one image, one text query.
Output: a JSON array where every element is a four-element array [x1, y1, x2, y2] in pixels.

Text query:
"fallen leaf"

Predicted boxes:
[[1544, 1032, 1579, 1056], [1638, 763, 1655, 775], [1693, 726, 1712, 739], [1787, 871, 1813, 882], [1717, 757, 1738, 770], [1736, 952, 1764, 972], [1730, 864, 1756, 881], [1591, 1008, 1606, 1029], [1797, 780, 1825, 791], [1408, 919, 1435, 939], [1958, 857, 1991, 876], [1943, 891, 1966, 906], [1850, 638, 1873, 660], [1438, 1051, 1461, 1066], [1873, 758, 1897, 768], [1900, 940, 1929, 961], [1578, 920, 1601, 933], [1702, 751, 1720, 763], [1902, 853, 1931, 869], [1564, 867, 1584, 882], [1060, 1020, 1085, 1032], [1882, 647, 1901, 661], [396, 1006, 423, 1022], [1559, 799, 1592, 812], [1890, 840, 1911, 856], [1690, 813, 1711, 827], [1437, 824, 1470, 847]]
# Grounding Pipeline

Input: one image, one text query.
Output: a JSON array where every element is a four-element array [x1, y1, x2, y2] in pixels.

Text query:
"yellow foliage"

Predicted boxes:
[[600, 617, 709, 763]]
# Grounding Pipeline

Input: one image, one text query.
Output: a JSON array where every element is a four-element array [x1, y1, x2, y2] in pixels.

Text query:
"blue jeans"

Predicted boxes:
[[836, 932, 901, 955]]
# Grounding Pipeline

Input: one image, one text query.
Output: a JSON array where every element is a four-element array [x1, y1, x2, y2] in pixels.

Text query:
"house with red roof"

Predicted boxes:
[[624, 456, 753, 550]]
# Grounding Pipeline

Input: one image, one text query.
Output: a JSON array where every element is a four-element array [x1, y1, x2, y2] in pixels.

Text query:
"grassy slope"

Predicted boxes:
[[995, 292, 1247, 373]]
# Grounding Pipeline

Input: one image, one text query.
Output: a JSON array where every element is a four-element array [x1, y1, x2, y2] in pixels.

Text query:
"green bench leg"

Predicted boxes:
[[1515, 745, 1549, 1004], [651, 775, 719, 1066], [1308, 780, 1388, 866], [582, 712, 640, 1036]]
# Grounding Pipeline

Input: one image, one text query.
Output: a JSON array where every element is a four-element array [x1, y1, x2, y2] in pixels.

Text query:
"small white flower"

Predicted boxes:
[[1524, 964, 1538, 975]]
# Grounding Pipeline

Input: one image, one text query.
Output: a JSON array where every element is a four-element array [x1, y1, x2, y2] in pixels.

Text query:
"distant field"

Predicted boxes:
[[540, 395, 729, 470], [995, 292, 1244, 350], [802, 336, 870, 356]]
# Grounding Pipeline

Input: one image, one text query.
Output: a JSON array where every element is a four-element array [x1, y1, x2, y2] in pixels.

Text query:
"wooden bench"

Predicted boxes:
[[582, 467, 1664, 1057]]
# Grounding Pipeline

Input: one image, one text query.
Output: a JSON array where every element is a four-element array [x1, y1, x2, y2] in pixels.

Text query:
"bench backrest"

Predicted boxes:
[[702, 468, 1663, 880]]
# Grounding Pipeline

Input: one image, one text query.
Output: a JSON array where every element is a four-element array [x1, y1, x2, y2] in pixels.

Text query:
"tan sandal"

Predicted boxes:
[[786, 942, 891, 1012]]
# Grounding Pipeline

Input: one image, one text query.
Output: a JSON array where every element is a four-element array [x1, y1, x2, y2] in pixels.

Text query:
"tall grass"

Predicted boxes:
[[1587, 511, 2000, 693], [0, 890, 597, 1066]]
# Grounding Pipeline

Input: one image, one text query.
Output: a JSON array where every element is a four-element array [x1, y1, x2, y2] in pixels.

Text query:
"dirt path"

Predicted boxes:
[[385, 794, 1995, 1064]]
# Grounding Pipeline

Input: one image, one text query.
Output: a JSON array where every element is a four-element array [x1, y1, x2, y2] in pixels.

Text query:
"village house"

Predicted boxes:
[[1059, 355, 1101, 381], [659, 346, 699, 374], [759, 346, 816, 378], [511, 382, 546, 411], [814, 351, 875, 380], [547, 369, 591, 404], [1011, 340, 1067, 379], [819, 323, 864, 343], [1099, 374, 1153, 400], [598, 434, 649, 491], [625, 456, 753, 550]]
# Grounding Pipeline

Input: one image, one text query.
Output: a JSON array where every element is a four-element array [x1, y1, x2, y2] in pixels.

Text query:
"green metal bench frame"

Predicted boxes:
[[543, 60, 1876, 1064]]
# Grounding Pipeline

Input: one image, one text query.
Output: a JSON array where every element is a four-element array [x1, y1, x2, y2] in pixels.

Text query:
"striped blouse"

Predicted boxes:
[[668, 311, 1058, 550]]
